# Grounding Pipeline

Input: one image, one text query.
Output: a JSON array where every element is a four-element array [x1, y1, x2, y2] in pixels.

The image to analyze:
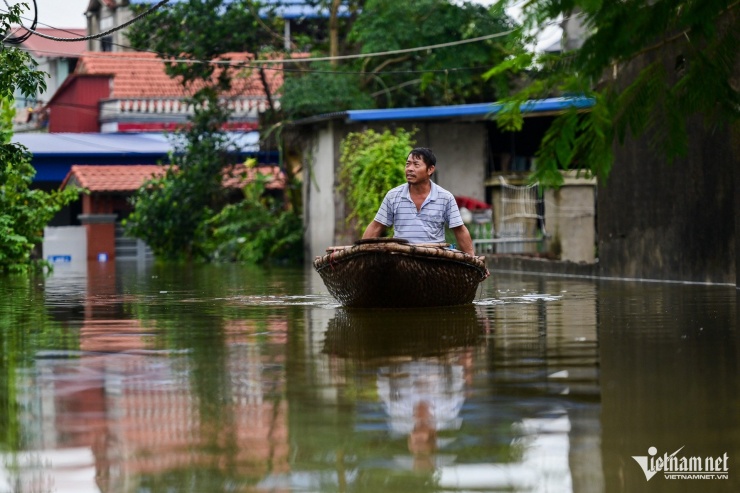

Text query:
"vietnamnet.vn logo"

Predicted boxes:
[[632, 446, 729, 480]]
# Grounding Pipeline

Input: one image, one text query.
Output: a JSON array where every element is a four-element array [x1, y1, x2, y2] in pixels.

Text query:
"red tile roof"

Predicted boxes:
[[74, 51, 287, 99], [61, 164, 286, 193], [20, 28, 87, 58], [222, 164, 287, 190], [62, 165, 166, 192]]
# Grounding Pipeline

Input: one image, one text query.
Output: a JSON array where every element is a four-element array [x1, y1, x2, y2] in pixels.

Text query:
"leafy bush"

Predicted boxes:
[[124, 93, 231, 262], [339, 128, 415, 236], [0, 102, 78, 272], [203, 175, 303, 265]]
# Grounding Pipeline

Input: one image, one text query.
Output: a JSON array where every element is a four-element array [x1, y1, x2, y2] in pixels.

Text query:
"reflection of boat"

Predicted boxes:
[[322, 305, 485, 360], [313, 238, 488, 308]]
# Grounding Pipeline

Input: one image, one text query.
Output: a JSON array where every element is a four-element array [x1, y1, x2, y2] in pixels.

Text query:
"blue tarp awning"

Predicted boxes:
[[13, 132, 263, 182], [345, 97, 594, 122], [292, 97, 595, 125]]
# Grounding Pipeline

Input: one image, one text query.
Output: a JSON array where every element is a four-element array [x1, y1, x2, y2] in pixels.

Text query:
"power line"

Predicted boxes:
[[2, 0, 170, 43], [16, 45, 495, 77], [4, 2, 575, 73], [2, 0, 37, 44], [14, 24, 516, 68]]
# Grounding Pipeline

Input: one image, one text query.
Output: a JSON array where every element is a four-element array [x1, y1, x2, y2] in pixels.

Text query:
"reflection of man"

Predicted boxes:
[[407, 401, 437, 471], [377, 359, 465, 470]]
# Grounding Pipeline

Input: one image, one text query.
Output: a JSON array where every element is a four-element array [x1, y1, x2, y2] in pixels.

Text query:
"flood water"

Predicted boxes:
[[0, 261, 738, 493]]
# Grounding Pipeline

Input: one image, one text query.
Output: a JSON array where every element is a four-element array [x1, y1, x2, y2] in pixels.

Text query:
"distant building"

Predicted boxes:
[[15, 28, 87, 131], [287, 98, 599, 264], [58, 163, 286, 261], [46, 51, 282, 133], [86, 0, 350, 52], [84, 0, 136, 52]]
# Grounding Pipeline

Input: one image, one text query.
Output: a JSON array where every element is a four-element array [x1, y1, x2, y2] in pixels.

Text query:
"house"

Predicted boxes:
[[57, 163, 286, 262], [84, 0, 136, 52], [86, 0, 350, 52], [46, 51, 282, 133], [15, 28, 87, 131], [286, 97, 598, 263], [13, 131, 272, 232]]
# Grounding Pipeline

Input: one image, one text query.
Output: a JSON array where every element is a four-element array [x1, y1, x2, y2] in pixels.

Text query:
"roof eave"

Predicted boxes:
[[287, 97, 595, 126]]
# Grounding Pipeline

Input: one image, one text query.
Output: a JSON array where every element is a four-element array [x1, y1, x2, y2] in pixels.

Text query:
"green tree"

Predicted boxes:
[[350, 0, 514, 106], [281, 0, 518, 117], [204, 173, 303, 264], [125, 2, 304, 263], [485, 0, 739, 187], [280, 62, 376, 118], [339, 128, 414, 236], [0, 5, 78, 272], [123, 91, 233, 261]]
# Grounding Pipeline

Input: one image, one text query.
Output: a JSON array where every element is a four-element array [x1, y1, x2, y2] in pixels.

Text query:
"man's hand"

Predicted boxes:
[[451, 224, 475, 256]]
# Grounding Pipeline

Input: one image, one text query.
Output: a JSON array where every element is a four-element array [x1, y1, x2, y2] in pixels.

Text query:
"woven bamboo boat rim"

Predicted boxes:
[[314, 240, 487, 278]]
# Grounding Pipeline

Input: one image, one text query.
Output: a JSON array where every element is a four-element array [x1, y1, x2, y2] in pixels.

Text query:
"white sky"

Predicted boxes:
[[10, 0, 90, 28], [43, 0, 89, 28]]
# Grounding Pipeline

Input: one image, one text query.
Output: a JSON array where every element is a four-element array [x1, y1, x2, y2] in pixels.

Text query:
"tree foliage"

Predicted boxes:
[[280, 62, 376, 118], [123, 95, 233, 261], [485, 0, 740, 187], [281, 0, 518, 117], [203, 174, 303, 264], [0, 5, 78, 272], [125, 2, 304, 263], [339, 128, 414, 236]]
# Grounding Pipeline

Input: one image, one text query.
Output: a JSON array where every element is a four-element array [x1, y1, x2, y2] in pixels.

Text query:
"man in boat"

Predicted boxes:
[[362, 147, 476, 256]]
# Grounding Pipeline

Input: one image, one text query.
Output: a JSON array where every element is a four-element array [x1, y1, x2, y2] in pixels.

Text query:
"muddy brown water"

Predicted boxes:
[[0, 261, 737, 492]]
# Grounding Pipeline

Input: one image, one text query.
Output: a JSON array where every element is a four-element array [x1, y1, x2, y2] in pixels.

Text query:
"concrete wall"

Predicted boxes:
[[597, 45, 737, 284], [303, 122, 338, 260], [423, 123, 487, 201], [545, 176, 597, 263], [599, 118, 737, 284]]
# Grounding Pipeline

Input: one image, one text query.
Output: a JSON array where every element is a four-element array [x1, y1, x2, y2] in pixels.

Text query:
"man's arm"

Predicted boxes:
[[452, 224, 489, 278], [451, 224, 474, 256], [362, 220, 387, 239]]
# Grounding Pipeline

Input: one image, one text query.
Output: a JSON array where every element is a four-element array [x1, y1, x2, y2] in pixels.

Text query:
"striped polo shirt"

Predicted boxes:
[[374, 182, 464, 243]]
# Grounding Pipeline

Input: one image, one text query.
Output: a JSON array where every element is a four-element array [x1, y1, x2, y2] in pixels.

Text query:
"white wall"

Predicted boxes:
[[426, 123, 487, 201], [42, 226, 88, 275], [304, 122, 338, 260]]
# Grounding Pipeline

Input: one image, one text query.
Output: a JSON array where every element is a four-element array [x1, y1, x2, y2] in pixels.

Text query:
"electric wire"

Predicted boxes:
[[2, 0, 170, 44], [4, 2, 579, 76], [5, 0, 578, 117], [2, 0, 37, 44]]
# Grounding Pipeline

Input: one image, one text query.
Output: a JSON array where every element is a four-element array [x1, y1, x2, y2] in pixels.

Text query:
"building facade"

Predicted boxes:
[[287, 98, 598, 263]]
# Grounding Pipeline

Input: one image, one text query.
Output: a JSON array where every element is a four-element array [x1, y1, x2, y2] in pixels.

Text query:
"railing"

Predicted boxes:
[[473, 176, 549, 254], [99, 97, 279, 120]]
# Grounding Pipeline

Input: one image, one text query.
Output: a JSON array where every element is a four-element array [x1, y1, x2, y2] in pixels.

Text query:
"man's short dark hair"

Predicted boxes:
[[409, 147, 436, 168]]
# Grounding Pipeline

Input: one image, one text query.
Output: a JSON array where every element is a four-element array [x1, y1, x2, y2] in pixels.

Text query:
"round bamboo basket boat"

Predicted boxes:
[[313, 238, 488, 308]]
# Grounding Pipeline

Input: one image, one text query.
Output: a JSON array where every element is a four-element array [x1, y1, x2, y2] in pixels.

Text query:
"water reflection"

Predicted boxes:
[[303, 304, 582, 492], [3, 263, 295, 492], [0, 264, 737, 492], [326, 307, 482, 471], [598, 283, 740, 492]]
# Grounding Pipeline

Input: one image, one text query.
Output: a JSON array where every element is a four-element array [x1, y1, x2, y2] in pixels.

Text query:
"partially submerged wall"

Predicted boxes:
[[597, 38, 738, 284]]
